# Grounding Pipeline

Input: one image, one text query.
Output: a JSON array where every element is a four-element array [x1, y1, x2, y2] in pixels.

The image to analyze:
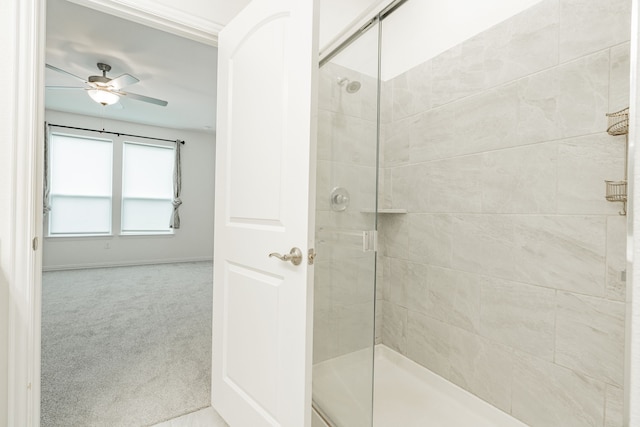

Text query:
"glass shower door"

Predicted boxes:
[[312, 21, 380, 427]]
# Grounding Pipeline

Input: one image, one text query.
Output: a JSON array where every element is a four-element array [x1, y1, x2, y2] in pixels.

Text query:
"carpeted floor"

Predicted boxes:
[[41, 262, 213, 427]]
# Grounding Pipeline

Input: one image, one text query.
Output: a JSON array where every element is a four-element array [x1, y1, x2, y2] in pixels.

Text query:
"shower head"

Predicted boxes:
[[346, 81, 361, 93], [337, 77, 361, 93]]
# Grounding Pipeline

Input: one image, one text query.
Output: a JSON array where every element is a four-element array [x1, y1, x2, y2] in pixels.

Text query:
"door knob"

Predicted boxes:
[[269, 247, 303, 266]]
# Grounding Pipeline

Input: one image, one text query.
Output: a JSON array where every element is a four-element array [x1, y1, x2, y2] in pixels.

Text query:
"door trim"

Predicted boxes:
[[66, 0, 222, 46], [6, 0, 45, 425]]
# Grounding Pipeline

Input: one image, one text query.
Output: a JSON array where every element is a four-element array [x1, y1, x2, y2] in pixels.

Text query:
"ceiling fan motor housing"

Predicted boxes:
[[89, 63, 113, 85], [88, 75, 111, 85]]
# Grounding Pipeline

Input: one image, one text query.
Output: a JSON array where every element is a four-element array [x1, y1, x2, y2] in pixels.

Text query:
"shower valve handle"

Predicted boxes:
[[269, 247, 303, 266]]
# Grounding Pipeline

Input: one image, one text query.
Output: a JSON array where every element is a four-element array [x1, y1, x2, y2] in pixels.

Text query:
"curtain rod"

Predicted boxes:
[[47, 123, 185, 145]]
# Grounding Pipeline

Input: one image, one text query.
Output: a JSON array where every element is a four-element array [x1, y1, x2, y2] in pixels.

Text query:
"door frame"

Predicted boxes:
[[8, 0, 640, 426], [6, 1, 221, 425]]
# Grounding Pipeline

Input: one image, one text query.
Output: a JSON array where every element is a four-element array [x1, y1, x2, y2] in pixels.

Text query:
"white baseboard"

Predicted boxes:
[[42, 257, 213, 271]]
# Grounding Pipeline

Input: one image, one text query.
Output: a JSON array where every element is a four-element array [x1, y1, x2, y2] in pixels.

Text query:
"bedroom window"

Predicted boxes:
[[121, 142, 174, 233], [48, 133, 113, 235]]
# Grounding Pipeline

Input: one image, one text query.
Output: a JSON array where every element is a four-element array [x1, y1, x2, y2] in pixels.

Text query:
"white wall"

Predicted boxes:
[[43, 110, 215, 270], [319, 0, 386, 52], [381, 0, 544, 79], [331, 0, 544, 81]]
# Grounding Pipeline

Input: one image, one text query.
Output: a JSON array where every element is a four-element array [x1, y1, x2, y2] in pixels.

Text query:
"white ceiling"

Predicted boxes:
[[45, 0, 219, 133], [45, 0, 383, 133]]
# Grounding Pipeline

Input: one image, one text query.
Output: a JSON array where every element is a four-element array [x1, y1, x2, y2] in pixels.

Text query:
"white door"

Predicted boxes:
[[212, 0, 318, 426]]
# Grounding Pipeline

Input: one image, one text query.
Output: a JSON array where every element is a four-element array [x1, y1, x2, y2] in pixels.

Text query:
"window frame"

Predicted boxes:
[[47, 132, 114, 237], [120, 140, 175, 235]]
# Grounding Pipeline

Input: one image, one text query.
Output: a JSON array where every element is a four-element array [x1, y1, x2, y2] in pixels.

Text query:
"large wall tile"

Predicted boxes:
[[319, 62, 343, 114], [383, 116, 412, 166], [606, 216, 627, 301], [360, 73, 379, 121], [609, 42, 631, 113], [517, 68, 562, 145], [431, 40, 484, 108], [409, 104, 457, 164], [513, 215, 607, 296], [337, 302, 376, 355], [352, 165, 378, 211], [378, 254, 390, 301], [392, 61, 432, 121], [390, 164, 420, 212], [406, 311, 451, 379], [605, 384, 624, 427], [313, 309, 339, 363], [484, 0, 559, 88], [424, 155, 483, 213], [387, 257, 409, 308], [404, 261, 430, 315], [333, 114, 378, 167], [557, 51, 610, 138], [559, 0, 631, 63], [380, 80, 393, 125], [331, 256, 376, 307], [451, 214, 516, 279], [428, 267, 481, 333], [408, 214, 452, 268], [557, 133, 626, 215], [512, 352, 605, 427], [315, 159, 332, 212], [480, 278, 556, 359], [481, 143, 558, 214], [381, 300, 407, 354], [379, 167, 392, 209], [313, 260, 332, 312], [449, 327, 514, 413], [375, 305, 383, 345], [317, 110, 335, 161], [555, 292, 625, 386], [380, 213, 410, 259], [454, 83, 520, 155]]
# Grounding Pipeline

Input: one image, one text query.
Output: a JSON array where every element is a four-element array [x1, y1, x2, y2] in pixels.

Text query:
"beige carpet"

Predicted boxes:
[[41, 262, 213, 427]]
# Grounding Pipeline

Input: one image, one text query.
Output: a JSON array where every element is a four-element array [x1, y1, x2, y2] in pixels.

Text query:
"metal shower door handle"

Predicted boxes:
[[269, 247, 303, 266]]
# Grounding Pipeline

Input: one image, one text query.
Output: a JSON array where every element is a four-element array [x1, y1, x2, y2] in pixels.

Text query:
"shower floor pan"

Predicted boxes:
[[313, 345, 527, 427]]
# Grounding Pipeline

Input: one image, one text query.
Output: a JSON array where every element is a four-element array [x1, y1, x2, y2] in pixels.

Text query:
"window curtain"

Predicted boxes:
[[169, 140, 183, 229], [43, 122, 51, 215]]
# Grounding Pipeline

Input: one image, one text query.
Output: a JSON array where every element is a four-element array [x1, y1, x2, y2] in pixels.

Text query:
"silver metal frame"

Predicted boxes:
[[319, 0, 408, 67]]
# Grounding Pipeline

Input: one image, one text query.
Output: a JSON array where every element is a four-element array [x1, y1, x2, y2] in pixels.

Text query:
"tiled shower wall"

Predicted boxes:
[[378, 1, 630, 426]]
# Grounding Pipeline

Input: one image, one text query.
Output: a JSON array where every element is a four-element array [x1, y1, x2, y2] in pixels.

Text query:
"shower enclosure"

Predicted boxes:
[[313, 1, 630, 426], [312, 19, 381, 426]]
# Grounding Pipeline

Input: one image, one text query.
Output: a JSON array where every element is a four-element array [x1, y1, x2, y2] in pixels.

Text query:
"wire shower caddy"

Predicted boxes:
[[605, 107, 629, 215]]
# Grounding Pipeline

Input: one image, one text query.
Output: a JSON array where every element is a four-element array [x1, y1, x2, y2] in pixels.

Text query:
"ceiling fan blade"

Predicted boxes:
[[45, 86, 85, 90], [45, 64, 88, 83], [109, 73, 139, 90], [117, 91, 168, 106]]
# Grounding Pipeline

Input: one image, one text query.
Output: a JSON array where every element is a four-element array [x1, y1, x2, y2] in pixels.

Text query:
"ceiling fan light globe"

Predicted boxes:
[[88, 89, 119, 106]]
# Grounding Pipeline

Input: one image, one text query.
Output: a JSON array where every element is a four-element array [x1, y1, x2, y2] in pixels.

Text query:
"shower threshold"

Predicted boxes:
[[313, 345, 528, 427]]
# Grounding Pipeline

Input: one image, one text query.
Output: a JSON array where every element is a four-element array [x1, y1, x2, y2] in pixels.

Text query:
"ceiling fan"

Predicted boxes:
[[45, 62, 168, 107]]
